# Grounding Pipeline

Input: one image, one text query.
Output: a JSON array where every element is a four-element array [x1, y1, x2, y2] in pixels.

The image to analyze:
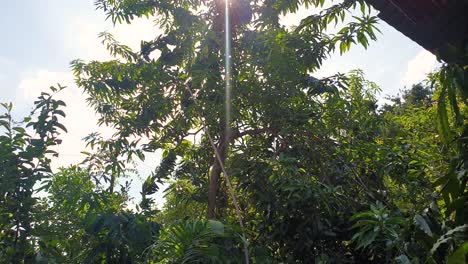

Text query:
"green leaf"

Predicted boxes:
[[357, 230, 378, 249], [414, 215, 433, 237], [12, 127, 26, 133], [350, 211, 374, 220], [446, 197, 466, 216], [55, 110, 66, 117], [448, 242, 468, 264], [0, 120, 10, 128], [208, 220, 224, 235], [436, 88, 451, 142], [55, 123, 68, 133], [395, 255, 411, 264]]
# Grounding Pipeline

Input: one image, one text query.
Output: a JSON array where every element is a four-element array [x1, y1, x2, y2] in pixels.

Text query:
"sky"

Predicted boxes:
[[0, 0, 439, 208]]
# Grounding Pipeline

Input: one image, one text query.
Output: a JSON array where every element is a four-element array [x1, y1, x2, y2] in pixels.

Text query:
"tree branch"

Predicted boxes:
[[230, 127, 274, 141]]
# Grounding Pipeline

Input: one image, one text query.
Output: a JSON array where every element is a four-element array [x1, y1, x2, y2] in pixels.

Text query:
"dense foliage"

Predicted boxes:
[[1, 0, 467, 263]]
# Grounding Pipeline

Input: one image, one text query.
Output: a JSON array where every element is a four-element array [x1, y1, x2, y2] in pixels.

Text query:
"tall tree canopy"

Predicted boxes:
[[72, 0, 379, 219], [0, 0, 466, 263]]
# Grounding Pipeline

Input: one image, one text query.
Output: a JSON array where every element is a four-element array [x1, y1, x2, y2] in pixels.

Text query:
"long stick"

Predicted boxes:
[[184, 84, 250, 263]]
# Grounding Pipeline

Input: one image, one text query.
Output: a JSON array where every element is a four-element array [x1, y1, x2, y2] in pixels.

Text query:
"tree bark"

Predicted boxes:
[[206, 126, 274, 219], [207, 130, 229, 219]]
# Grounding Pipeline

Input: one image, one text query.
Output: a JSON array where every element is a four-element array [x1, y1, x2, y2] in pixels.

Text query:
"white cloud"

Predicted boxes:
[[17, 70, 113, 169], [400, 50, 439, 86], [16, 13, 161, 169], [17, 69, 165, 206], [0, 57, 10, 81], [65, 16, 160, 62], [0, 57, 9, 65], [280, 6, 317, 28], [19, 70, 74, 99], [16, 11, 166, 205]]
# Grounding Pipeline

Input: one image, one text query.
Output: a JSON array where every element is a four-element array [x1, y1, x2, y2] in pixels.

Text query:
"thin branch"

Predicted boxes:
[[230, 127, 273, 141], [187, 127, 203, 135], [184, 83, 250, 263]]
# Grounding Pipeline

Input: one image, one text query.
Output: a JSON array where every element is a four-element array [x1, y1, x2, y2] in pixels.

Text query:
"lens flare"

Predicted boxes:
[[225, 0, 232, 142]]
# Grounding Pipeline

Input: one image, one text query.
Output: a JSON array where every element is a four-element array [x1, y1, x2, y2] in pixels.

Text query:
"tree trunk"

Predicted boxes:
[[207, 132, 229, 219], [206, 127, 272, 218]]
